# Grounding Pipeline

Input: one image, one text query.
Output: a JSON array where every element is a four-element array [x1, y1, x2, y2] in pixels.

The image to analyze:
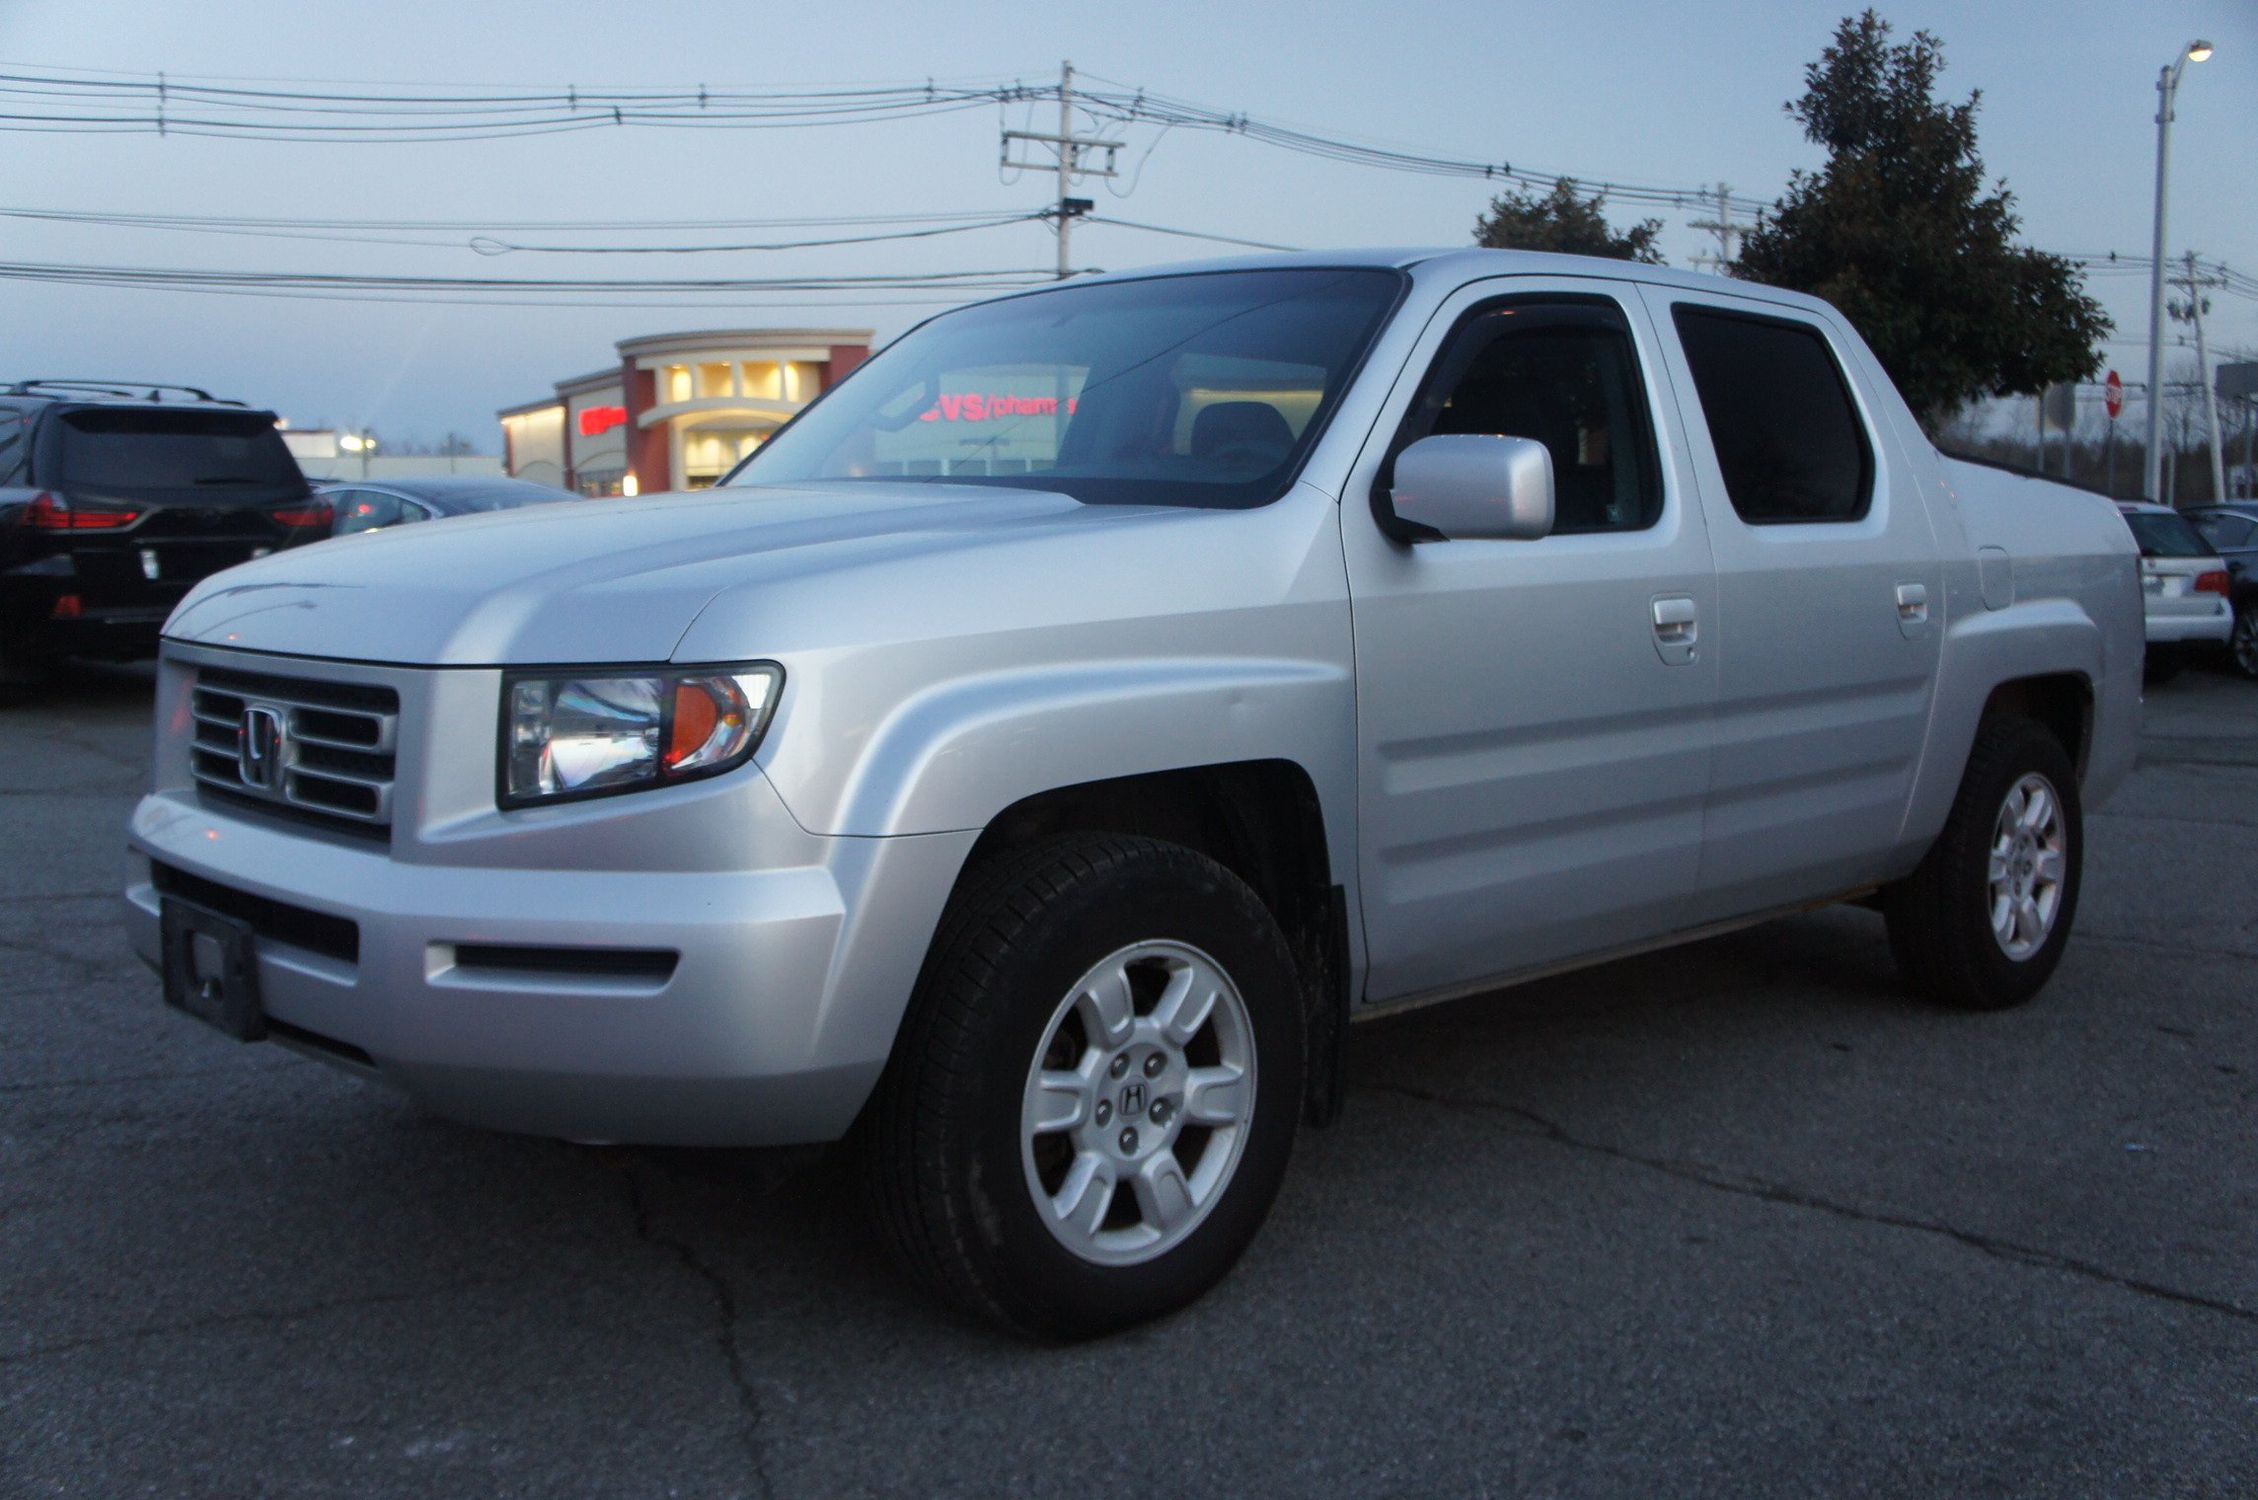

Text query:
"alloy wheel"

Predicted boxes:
[[1019, 940, 1256, 1267]]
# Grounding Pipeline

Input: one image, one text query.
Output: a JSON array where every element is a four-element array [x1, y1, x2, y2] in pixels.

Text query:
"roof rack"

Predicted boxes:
[[1, 379, 245, 407]]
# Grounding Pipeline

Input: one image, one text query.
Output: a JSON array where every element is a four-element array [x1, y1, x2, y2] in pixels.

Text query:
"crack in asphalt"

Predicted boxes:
[[0, 1277, 527, 1367], [622, 1166, 773, 1500], [1367, 1082, 2258, 1328], [0, 1059, 297, 1096], [0, 933, 114, 986], [2079, 931, 2258, 965]]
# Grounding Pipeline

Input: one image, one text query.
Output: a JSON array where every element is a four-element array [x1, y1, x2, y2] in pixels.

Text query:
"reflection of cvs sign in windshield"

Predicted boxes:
[[919, 394, 1079, 422]]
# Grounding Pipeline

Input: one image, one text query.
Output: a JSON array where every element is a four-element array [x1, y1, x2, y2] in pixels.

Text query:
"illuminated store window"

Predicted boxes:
[[786, 360, 824, 401], [742, 362, 783, 400], [664, 364, 693, 403], [698, 361, 734, 398]]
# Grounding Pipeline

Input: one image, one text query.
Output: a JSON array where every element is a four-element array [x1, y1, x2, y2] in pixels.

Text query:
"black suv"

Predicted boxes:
[[1, 381, 329, 687]]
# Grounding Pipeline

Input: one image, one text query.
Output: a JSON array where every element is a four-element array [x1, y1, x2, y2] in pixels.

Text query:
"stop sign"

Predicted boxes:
[[2105, 370, 2124, 420]]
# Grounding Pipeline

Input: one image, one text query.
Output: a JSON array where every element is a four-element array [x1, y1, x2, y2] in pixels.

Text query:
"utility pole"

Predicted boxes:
[[1687, 184, 1744, 275], [2144, 40, 2213, 499], [1001, 61, 1123, 279], [2170, 252, 2229, 504]]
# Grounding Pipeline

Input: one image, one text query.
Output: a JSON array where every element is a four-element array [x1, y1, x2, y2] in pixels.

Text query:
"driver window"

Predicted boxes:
[[1402, 299, 1663, 534]]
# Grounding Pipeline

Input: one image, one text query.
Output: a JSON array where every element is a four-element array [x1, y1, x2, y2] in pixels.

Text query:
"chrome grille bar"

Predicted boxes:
[[187, 664, 401, 838]]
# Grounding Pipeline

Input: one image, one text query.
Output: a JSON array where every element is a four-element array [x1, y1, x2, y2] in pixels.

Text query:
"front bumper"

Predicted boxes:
[[125, 647, 975, 1146]]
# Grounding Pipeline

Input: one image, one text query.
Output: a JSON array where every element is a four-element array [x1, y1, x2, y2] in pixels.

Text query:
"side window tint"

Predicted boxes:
[[1671, 306, 1872, 524], [2197, 514, 2252, 549], [0, 414, 22, 483], [335, 491, 405, 534], [1405, 300, 1662, 534]]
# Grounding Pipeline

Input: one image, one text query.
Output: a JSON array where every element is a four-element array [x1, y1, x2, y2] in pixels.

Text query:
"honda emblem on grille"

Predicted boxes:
[[237, 705, 287, 791]]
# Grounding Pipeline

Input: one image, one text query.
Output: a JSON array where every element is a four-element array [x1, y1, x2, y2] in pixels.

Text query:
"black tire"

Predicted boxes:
[[859, 834, 1304, 1339], [0, 646, 57, 707], [1884, 716, 2082, 1011], [2232, 599, 2258, 680]]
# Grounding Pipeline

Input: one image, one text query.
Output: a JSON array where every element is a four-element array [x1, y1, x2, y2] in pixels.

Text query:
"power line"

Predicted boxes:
[[0, 258, 1059, 295], [1081, 216, 1302, 253], [468, 213, 1050, 256]]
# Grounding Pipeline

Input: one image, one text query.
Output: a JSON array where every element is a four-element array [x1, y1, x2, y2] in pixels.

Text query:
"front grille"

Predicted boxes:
[[188, 664, 399, 841]]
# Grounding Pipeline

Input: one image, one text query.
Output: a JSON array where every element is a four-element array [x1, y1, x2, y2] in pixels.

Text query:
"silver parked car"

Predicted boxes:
[[2116, 501, 2234, 681], [127, 251, 2141, 1336], [319, 475, 581, 536]]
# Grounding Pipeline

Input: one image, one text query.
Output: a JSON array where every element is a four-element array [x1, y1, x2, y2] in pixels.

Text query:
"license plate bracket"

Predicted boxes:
[[159, 899, 266, 1041]]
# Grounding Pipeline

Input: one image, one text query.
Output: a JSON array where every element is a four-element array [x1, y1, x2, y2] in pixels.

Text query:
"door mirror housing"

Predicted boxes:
[[1388, 434, 1555, 541]]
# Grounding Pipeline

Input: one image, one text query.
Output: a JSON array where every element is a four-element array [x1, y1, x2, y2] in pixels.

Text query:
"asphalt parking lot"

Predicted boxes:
[[3, 664, 2253, 1499]]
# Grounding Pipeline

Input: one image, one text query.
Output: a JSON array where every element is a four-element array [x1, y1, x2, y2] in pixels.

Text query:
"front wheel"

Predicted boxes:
[[860, 835, 1304, 1339], [1884, 716, 2082, 1011]]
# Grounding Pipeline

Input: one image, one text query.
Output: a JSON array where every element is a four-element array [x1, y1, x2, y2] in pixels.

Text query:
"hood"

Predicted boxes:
[[162, 482, 1220, 666]]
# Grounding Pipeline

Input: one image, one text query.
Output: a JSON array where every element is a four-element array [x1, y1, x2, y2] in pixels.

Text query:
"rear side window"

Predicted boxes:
[[334, 491, 436, 533], [2122, 509, 2212, 558], [2194, 513, 2254, 550], [1672, 306, 1872, 524], [0, 412, 23, 483], [55, 408, 304, 493]]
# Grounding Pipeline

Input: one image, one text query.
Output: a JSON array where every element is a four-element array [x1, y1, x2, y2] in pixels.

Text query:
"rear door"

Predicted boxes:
[[1637, 288, 1944, 920], [40, 406, 318, 608], [1343, 275, 1719, 1003]]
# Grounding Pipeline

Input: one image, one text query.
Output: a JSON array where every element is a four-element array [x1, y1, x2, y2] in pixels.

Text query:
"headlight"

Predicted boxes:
[[500, 664, 781, 807]]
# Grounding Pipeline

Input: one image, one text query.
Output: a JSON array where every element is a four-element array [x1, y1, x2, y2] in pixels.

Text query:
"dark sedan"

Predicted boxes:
[[319, 476, 583, 537]]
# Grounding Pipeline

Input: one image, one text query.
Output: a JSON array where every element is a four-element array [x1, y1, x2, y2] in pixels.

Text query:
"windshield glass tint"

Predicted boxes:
[[729, 268, 1402, 508], [2123, 510, 2211, 559], [58, 409, 303, 492]]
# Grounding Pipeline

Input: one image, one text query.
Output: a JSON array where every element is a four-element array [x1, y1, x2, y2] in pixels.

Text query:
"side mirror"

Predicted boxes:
[[1388, 434, 1554, 541]]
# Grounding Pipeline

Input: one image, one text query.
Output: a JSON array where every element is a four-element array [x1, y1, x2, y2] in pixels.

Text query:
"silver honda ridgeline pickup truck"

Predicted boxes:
[[129, 251, 2140, 1337]]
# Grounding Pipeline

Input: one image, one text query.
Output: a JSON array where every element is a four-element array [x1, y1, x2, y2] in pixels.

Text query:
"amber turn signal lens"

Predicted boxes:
[[666, 680, 731, 769]]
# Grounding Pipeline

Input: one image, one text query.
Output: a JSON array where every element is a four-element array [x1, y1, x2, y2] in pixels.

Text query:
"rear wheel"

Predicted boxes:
[[1884, 717, 2082, 1011], [0, 644, 58, 706], [2231, 599, 2258, 680], [860, 834, 1304, 1339]]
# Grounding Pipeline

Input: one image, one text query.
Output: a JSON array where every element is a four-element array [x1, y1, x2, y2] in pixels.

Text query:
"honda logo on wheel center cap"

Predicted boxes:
[[1119, 1082, 1146, 1119], [237, 704, 287, 791]]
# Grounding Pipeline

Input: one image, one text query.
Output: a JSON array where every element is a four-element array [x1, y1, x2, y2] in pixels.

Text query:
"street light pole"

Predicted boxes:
[[2144, 38, 2212, 502]]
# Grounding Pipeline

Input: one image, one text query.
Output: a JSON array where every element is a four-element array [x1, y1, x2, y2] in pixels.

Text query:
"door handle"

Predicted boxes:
[[1652, 596, 1698, 636], [1895, 582, 1931, 640], [1650, 595, 1698, 664]]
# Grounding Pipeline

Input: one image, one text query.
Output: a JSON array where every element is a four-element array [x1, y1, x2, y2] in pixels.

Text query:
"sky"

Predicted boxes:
[[1, 0, 2252, 449]]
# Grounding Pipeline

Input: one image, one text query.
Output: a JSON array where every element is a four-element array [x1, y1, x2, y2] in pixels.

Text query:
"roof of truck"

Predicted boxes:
[[1042, 246, 1840, 316]]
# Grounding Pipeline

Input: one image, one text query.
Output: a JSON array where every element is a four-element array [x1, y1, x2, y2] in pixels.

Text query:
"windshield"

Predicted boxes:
[[57, 408, 304, 494], [2122, 509, 2211, 559], [728, 267, 1403, 508]]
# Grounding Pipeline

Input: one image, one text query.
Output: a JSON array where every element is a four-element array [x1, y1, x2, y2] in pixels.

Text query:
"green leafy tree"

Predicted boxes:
[[1474, 178, 1664, 264], [1735, 11, 2108, 424]]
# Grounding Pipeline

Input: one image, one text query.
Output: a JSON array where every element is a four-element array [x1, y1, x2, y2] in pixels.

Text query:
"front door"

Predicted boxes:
[[1343, 277, 1719, 1004]]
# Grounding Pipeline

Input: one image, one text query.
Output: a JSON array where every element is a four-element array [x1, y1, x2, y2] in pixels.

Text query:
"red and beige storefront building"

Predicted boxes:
[[498, 328, 871, 495]]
